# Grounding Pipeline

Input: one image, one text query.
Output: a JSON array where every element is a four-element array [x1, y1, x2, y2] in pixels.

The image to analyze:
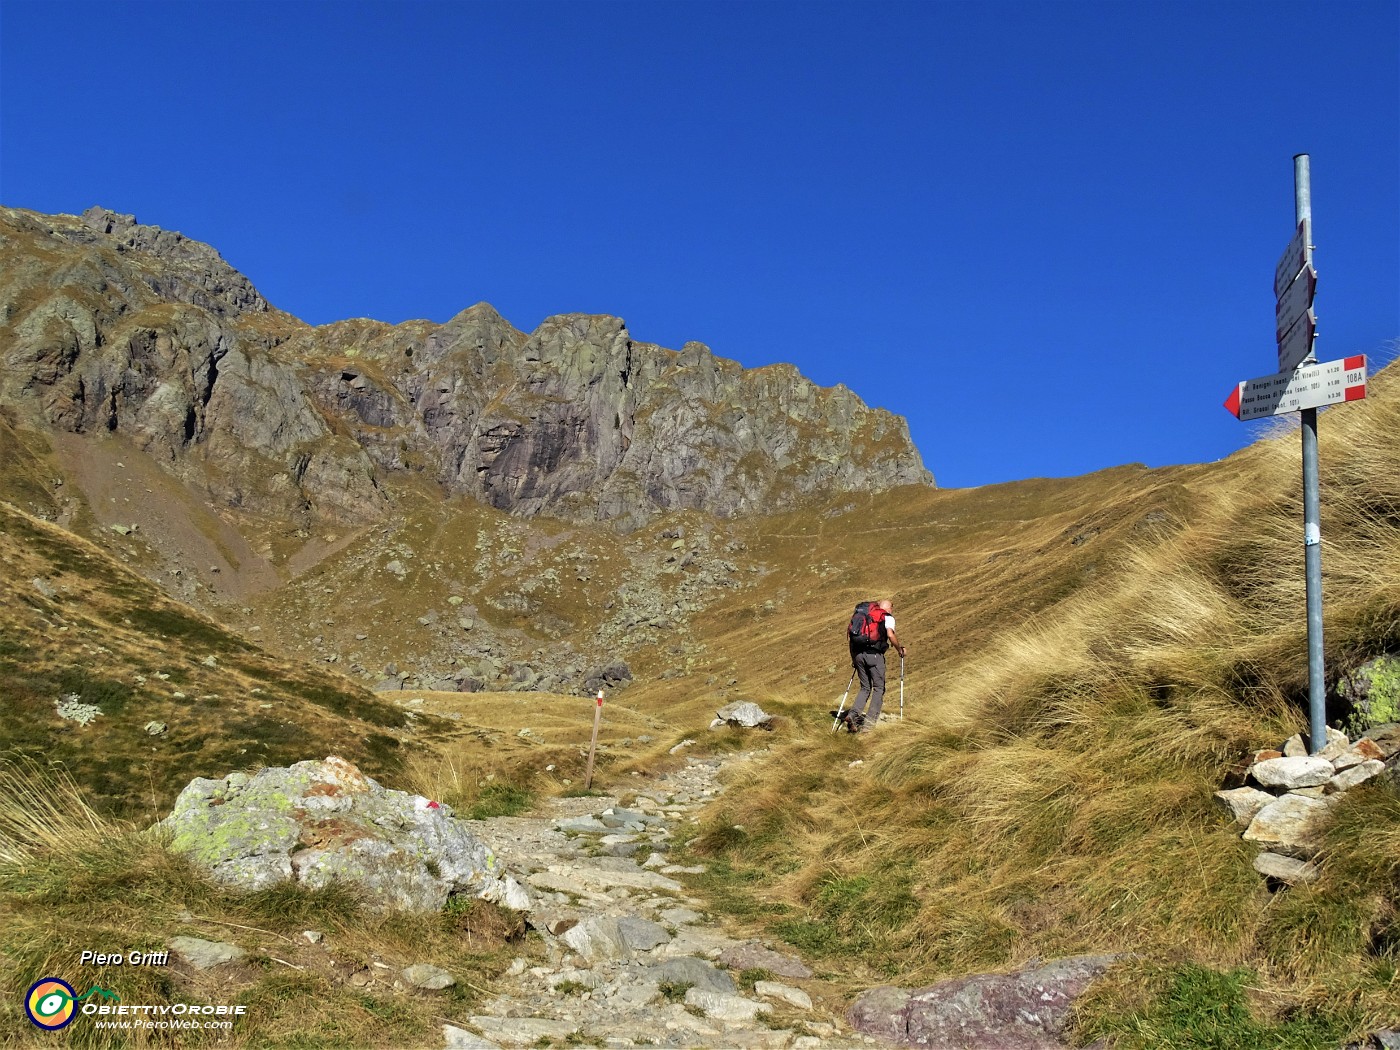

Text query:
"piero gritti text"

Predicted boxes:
[[80, 950, 170, 966]]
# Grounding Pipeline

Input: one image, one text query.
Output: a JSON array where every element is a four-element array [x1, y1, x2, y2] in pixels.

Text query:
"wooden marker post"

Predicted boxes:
[[584, 689, 604, 790]]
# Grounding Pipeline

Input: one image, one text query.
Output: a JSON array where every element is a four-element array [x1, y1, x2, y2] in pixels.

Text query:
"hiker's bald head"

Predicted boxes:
[[879, 600, 893, 612]]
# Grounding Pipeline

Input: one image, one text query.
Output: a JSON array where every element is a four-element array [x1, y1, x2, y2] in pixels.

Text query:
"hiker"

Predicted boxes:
[[843, 599, 906, 733]]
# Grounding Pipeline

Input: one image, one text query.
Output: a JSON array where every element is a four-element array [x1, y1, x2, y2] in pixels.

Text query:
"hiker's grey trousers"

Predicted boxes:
[[849, 650, 887, 725]]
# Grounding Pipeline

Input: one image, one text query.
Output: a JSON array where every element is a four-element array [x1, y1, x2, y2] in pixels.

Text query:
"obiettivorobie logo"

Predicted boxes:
[[24, 977, 248, 1032], [24, 979, 119, 1030]]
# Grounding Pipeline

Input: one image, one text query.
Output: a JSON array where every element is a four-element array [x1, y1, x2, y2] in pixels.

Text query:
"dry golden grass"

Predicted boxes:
[[664, 362, 1400, 1040]]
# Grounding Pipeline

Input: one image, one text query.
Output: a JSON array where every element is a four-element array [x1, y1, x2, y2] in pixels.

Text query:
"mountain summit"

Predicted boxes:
[[0, 206, 931, 530]]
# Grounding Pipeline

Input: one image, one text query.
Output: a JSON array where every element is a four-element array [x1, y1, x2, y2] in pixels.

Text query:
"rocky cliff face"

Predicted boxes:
[[0, 206, 931, 528]]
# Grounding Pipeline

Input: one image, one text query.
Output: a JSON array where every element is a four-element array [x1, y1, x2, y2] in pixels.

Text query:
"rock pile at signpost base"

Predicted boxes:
[[1215, 725, 1400, 885]]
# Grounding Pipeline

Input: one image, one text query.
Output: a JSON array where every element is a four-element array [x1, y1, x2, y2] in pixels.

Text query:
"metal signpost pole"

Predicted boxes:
[[1294, 154, 1327, 754], [1227, 155, 1366, 751]]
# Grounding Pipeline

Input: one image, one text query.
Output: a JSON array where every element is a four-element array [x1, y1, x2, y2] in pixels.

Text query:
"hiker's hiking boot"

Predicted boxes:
[[847, 712, 866, 734]]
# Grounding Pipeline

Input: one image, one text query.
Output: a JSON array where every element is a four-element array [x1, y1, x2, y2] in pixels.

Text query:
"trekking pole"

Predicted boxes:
[[831, 668, 857, 732], [899, 653, 905, 721]]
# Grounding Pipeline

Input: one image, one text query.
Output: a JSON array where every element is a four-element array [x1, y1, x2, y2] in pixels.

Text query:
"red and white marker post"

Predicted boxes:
[[584, 689, 604, 790]]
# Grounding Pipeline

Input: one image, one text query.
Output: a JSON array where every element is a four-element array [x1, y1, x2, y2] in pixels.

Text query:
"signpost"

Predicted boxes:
[[1274, 221, 1310, 299], [1277, 309, 1316, 373], [1224, 355, 1367, 421], [1223, 154, 1369, 756], [1276, 265, 1318, 370]]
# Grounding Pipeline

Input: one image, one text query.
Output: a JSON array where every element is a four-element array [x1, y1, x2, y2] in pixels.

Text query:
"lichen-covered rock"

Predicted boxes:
[[161, 756, 528, 912], [1340, 656, 1400, 733]]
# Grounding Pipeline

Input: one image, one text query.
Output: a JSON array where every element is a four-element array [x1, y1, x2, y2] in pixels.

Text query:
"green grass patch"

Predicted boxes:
[[658, 980, 693, 1003], [1071, 963, 1361, 1050], [737, 967, 774, 992], [559, 787, 607, 799], [769, 864, 920, 966], [464, 783, 533, 820]]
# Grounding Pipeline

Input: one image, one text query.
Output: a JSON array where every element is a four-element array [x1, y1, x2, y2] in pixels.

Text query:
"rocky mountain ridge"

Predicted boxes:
[[0, 206, 932, 532]]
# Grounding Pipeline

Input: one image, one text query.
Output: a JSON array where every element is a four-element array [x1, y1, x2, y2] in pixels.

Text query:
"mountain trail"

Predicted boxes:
[[459, 751, 881, 1049]]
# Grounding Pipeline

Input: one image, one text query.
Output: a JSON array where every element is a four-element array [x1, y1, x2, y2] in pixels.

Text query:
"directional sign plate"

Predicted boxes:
[[1277, 308, 1316, 372], [1276, 263, 1317, 343], [1274, 221, 1311, 299], [1225, 355, 1366, 421]]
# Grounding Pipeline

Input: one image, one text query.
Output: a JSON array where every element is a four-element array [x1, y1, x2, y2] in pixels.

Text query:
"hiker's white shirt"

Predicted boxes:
[[884, 615, 896, 633]]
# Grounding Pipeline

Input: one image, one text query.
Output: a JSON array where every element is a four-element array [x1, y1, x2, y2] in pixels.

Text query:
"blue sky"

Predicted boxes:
[[1, 1, 1396, 489]]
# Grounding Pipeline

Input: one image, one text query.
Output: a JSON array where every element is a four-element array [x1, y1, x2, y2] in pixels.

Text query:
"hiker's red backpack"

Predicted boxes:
[[847, 601, 889, 652]]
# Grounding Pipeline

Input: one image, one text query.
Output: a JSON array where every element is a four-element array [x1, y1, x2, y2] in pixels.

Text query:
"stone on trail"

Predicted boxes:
[[168, 936, 246, 971], [617, 916, 671, 952], [605, 977, 661, 1008], [755, 980, 813, 1010], [402, 963, 455, 990], [556, 816, 610, 834], [560, 916, 631, 962], [539, 862, 684, 895], [648, 956, 738, 995], [467, 1017, 580, 1045], [660, 906, 703, 927], [719, 942, 813, 980], [442, 1024, 502, 1049], [479, 874, 531, 911], [684, 986, 772, 1022], [162, 756, 524, 912]]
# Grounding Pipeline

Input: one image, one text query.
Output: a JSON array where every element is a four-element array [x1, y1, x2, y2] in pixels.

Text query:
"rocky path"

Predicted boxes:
[[450, 752, 879, 1050]]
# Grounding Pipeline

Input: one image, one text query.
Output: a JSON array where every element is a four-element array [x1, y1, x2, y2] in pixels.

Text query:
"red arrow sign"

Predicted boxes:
[[1225, 355, 1366, 420]]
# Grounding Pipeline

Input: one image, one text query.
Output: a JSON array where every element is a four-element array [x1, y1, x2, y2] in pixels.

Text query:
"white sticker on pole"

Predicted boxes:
[[1305, 523, 1321, 547]]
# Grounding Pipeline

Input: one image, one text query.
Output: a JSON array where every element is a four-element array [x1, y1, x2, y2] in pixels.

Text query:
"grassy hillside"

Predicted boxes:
[[1, 354, 1397, 1045], [660, 363, 1400, 1044], [0, 498, 430, 820]]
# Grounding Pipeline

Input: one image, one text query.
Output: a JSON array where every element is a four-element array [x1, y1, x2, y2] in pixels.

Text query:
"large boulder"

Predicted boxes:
[[848, 954, 1120, 1048], [161, 755, 528, 912]]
